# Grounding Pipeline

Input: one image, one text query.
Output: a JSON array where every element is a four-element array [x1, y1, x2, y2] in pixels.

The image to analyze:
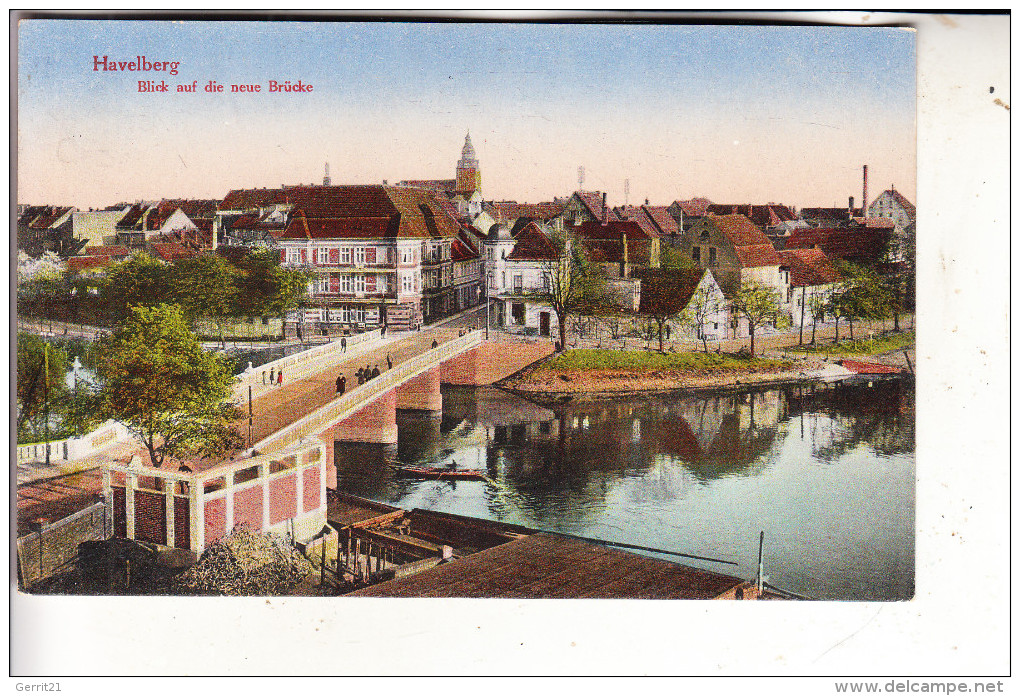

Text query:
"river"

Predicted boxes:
[[334, 379, 915, 601]]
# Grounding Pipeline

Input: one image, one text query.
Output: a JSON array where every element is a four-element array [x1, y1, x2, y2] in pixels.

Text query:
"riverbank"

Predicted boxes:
[[502, 335, 914, 400]]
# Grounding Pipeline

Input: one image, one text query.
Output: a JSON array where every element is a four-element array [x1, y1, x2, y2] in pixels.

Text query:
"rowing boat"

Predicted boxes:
[[389, 465, 488, 481]]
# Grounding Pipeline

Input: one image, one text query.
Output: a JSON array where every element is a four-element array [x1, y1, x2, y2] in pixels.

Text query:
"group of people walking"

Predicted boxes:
[[261, 368, 284, 386], [336, 353, 394, 395]]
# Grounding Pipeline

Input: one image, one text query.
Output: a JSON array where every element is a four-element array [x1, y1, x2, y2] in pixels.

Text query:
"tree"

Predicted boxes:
[[679, 285, 726, 353], [98, 304, 243, 467], [16, 333, 69, 441], [730, 281, 790, 356], [537, 228, 608, 351], [170, 253, 240, 347], [233, 249, 311, 334], [807, 292, 828, 345], [101, 253, 170, 325], [17, 251, 69, 324], [828, 263, 895, 342]]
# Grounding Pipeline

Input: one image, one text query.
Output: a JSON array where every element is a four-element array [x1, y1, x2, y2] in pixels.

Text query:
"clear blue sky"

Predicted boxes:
[[17, 20, 916, 208]]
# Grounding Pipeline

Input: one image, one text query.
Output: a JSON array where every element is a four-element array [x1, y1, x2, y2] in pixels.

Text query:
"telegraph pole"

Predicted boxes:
[[43, 344, 50, 467]]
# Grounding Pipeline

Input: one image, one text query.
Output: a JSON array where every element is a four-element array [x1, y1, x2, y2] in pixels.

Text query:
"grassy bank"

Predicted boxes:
[[536, 349, 792, 373], [788, 330, 914, 356]]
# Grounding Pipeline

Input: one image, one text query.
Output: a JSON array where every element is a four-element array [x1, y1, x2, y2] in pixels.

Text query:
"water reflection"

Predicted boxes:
[[334, 380, 915, 600]]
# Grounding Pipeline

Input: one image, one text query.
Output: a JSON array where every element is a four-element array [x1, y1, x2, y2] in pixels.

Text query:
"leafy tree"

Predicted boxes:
[[678, 285, 726, 354], [233, 249, 311, 332], [170, 253, 240, 347], [17, 251, 69, 323], [828, 263, 895, 342], [730, 281, 790, 356], [807, 292, 829, 346], [98, 304, 243, 467], [101, 253, 169, 324], [537, 228, 608, 351], [17, 333, 70, 441]]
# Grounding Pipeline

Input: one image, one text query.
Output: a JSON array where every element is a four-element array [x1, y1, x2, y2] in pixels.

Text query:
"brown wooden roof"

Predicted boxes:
[[347, 532, 744, 599]]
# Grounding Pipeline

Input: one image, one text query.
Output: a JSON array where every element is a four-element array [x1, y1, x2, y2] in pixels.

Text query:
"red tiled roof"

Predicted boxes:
[[735, 244, 782, 268], [884, 189, 916, 218], [67, 256, 113, 272], [150, 242, 194, 262], [707, 204, 796, 228], [115, 204, 148, 229], [219, 188, 290, 211], [708, 214, 774, 248], [281, 214, 397, 240], [674, 198, 714, 216], [574, 219, 651, 241], [83, 245, 130, 257], [784, 227, 890, 264], [451, 234, 480, 262], [614, 207, 661, 238], [573, 191, 620, 222], [635, 268, 707, 315], [507, 222, 559, 261], [778, 248, 841, 287], [26, 206, 74, 229], [801, 207, 861, 222], [642, 205, 679, 236]]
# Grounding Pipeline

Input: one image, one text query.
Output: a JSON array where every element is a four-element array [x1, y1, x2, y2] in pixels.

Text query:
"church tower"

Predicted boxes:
[[455, 131, 482, 195]]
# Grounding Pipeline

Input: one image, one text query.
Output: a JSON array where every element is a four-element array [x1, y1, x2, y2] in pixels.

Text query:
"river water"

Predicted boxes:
[[335, 379, 915, 601]]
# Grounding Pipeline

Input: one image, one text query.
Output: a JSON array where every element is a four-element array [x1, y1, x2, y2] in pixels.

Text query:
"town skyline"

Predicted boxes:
[[17, 20, 915, 210]]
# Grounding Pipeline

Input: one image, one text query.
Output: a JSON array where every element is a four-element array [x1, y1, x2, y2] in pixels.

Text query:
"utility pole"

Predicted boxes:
[[43, 344, 50, 467], [248, 385, 253, 448]]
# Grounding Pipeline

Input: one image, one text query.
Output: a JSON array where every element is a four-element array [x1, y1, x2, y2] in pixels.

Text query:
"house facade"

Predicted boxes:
[[866, 187, 915, 232]]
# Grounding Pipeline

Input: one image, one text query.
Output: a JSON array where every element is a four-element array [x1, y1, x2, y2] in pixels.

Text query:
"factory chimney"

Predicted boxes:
[[862, 165, 869, 217], [848, 196, 855, 220], [323, 162, 331, 187]]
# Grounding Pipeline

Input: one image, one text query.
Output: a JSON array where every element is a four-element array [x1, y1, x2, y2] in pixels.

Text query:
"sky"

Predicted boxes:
[[17, 19, 916, 210]]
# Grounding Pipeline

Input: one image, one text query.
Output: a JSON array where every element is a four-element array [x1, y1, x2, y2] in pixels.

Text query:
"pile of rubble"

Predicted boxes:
[[171, 525, 312, 596]]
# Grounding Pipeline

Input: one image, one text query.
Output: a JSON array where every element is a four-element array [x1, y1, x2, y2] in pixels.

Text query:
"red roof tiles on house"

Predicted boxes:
[[83, 245, 130, 257], [573, 191, 620, 222], [281, 215, 397, 240], [707, 204, 796, 228], [488, 201, 567, 221], [735, 244, 782, 268], [708, 214, 775, 248], [150, 242, 194, 262], [778, 248, 841, 287], [67, 256, 113, 273], [635, 268, 707, 315], [507, 222, 560, 261], [784, 227, 890, 264]]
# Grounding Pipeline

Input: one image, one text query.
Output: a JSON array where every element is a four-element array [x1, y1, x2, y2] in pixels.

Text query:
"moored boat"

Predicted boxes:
[[389, 465, 488, 481]]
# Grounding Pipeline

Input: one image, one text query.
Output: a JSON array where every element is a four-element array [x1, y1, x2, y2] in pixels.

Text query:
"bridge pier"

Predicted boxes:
[[395, 366, 443, 412], [334, 390, 398, 445]]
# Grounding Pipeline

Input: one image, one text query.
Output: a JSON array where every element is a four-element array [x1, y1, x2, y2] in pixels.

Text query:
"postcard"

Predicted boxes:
[[11, 11, 1009, 681]]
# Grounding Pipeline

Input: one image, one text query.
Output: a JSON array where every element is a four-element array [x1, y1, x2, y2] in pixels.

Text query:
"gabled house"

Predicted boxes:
[[72, 205, 132, 248], [17, 205, 80, 257], [678, 213, 790, 301], [634, 267, 728, 343], [114, 199, 208, 249], [572, 219, 660, 279], [777, 248, 842, 331], [667, 198, 714, 237], [866, 186, 915, 231], [275, 184, 471, 333], [485, 221, 561, 336], [560, 191, 621, 228]]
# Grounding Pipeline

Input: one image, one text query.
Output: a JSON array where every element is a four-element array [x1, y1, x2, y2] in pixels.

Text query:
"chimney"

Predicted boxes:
[[602, 192, 608, 225], [645, 198, 649, 206], [848, 196, 855, 220], [862, 165, 869, 215], [323, 162, 331, 187]]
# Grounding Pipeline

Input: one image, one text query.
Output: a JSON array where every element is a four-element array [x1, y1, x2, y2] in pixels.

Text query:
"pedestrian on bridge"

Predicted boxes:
[[277, 369, 283, 386], [371, 364, 381, 379], [262, 370, 267, 385], [432, 339, 438, 349], [386, 353, 392, 370], [366, 363, 373, 380], [341, 336, 347, 353], [336, 374, 346, 395], [269, 367, 276, 384], [356, 368, 364, 385]]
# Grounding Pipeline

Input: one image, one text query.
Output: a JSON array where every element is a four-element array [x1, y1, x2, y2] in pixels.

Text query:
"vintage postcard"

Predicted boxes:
[[11, 12, 1009, 680]]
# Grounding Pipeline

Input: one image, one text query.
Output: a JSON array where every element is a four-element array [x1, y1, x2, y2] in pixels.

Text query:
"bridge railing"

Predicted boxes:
[[233, 329, 382, 399], [252, 329, 485, 454]]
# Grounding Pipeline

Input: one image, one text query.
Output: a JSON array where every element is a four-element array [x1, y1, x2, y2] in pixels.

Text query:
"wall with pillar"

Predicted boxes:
[[334, 390, 398, 444], [395, 366, 443, 411]]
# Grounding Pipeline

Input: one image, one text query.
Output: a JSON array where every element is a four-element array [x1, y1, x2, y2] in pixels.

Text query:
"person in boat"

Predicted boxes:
[[447, 459, 456, 469]]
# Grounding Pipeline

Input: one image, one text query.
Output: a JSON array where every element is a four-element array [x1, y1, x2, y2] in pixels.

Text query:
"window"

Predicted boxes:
[[692, 247, 701, 264], [354, 275, 366, 293], [708, 247, 717, 266], [513, 274, 523, 293], [315, 275, 329, 293], [512, 302, 526, 325], [339, 274, 352, 293], [316, 247, 330, 265], [402, 274, 414, 293], [287, 248, 301, 264], [340, 246, 351, 264], [354, 247, 366, 265]]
